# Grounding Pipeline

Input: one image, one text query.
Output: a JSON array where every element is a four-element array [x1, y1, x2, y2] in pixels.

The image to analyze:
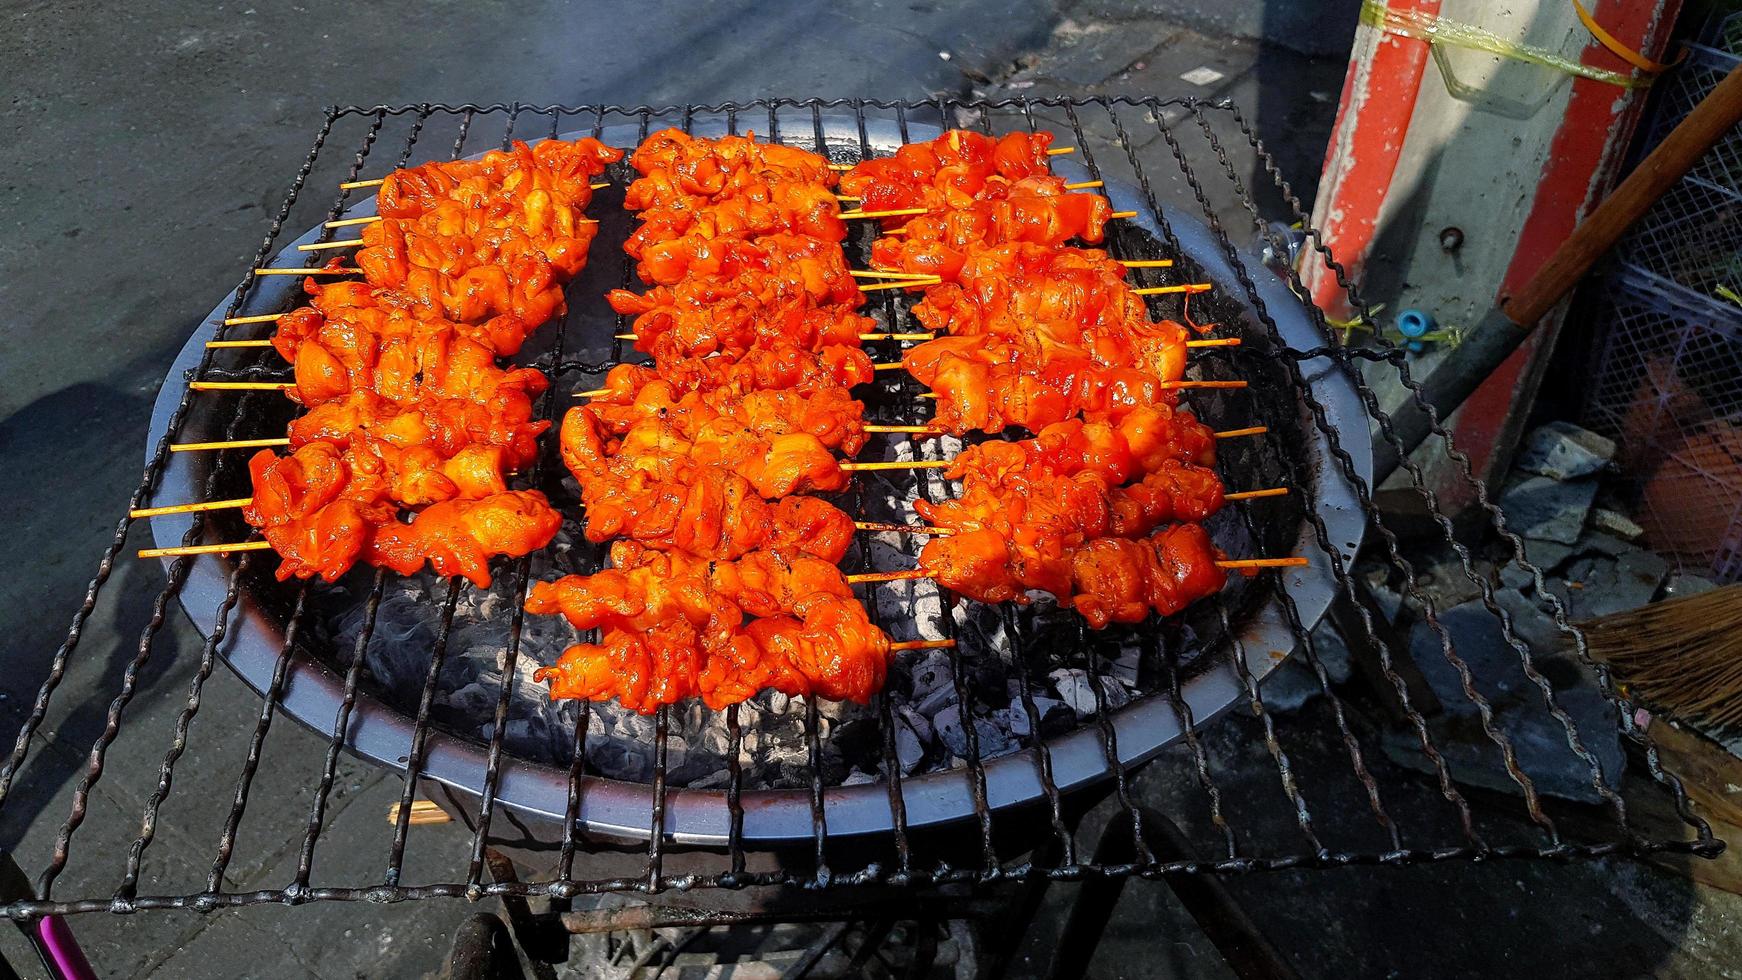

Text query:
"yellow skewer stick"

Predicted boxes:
[[1223, 487, 1290, 502], [298, 238, 365, 251], [839, 460, 952, 472], [850, 270, 941, 279], [1132, 283, 1212, 296], [1158, 379, 1246, 390], [339, 178, 385, 190], [188, 381, 295, 391], [130, 497, 252, 519], [855, 522, 953, 536], [1185, 337, 1241, 348], [223, 313, 285, 325], [1046, 147, 1076, 156], [326, 214, 382, 228], [1214, 426, 1268, 439], [206, 339, 276, 349], [254, 267, 359, 276], [1219, 557, 1310, 570], [859, 278, 941, 292], [839, 207, 931, 220], [139, 540, 273, 559], [1110, 210, 1138, 219], [863, 424, 939, 433], [846, 568, 932, 585], [171, 437, 291, 452], [888, 638, 957, 651], [1064, 180, 1103, 190], [1118, 259, 1175, 269]]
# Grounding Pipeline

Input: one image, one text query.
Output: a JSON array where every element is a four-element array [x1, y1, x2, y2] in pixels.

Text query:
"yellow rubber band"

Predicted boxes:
[[1572, 0, 1680, 75]]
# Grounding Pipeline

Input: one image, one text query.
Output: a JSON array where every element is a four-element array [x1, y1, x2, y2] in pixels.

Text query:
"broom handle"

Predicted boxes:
[[1505, 60, 1742, 326]]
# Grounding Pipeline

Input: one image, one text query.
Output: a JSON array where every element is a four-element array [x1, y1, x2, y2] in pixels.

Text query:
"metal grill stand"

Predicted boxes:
[[0, 99, 1717, 950]]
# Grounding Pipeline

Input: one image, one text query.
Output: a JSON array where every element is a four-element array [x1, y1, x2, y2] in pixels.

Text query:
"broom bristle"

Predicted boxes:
[[1582, 583, 1742, 729]]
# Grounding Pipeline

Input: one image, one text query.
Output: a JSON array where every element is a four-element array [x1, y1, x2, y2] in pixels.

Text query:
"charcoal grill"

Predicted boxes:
[[1, 97, 1719, 927]]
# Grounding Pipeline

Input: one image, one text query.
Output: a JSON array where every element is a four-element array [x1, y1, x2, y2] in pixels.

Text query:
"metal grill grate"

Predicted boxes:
[[0, 97, 1718, 922]]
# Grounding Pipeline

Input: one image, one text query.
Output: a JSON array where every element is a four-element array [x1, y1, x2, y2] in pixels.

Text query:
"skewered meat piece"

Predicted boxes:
[[527, 541, 892, 712], [625, 130, 838, 205], [839, 130, 1058, 213], [582, 376, 868, 456], [902, 335, 1181, 434], [607, 233, 872, 360], [589, 343, 876, 404], [561, 401, 848, 499], [285, 280, 537, 359], [868, 176, 1111, 280], [921, 522, 1225, 628], [361, 138, 622, 323], [625, 183, 846, 275], [912, 408, 1222, 603], [576, 458, 855, 563], [366, 490, 562, 587], [909, 244, 1188, 373], [243, 441, 558, 586]]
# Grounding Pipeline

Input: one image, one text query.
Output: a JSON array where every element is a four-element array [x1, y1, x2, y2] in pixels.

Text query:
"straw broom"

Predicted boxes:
[[1582, 584, 1742, 728]]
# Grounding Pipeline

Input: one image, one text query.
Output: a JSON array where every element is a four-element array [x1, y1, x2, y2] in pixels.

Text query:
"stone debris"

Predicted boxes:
[[1590, 507, 1644, 541], [1515, 420, 1616, 481], [1498, 475, 1599, 545]]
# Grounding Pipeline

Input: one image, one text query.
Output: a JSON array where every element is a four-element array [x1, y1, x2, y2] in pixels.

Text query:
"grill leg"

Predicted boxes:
[[1045, 808, 1299, 980], [441, 914, 525, 980]]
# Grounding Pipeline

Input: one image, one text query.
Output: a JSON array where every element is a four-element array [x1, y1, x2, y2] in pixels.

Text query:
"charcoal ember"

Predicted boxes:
[[1048, 668, 1099, 718], [896, 705, 934, 744], [893, 714, 926, 775], [931, 705, 1012, 759], [906, 649, 956, 702], [1002, 697, 1072, 738]]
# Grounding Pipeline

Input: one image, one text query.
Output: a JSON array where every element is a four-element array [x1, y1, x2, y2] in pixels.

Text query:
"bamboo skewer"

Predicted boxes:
[[171, 437, 290, 452], [254, 267, 359, 276], [188, 381, 295, 391], [887, 638, 957, 651], [138, 540, 273, 559], [1118, 259, 1175, 268], [223, 313, 284, 325], [849, 269, 942, 280], [858, 278, 942, 291], [847, 555, 1308, 585], [339, 178, 385, 190], [839, 207, 932, 220], [1132, 284, 1212, 296], [1047, 147, 1076, 156], [299, 238, 365, 251], [207, 339, 276, 349], [1109, 210, 1138, 219], [131, 497, 254, 519], [1223, 487, 1290, 501], [1063, 180, 1103, 189], [838, 460, 952, 472], [855, 522, 952, 536], [326, 214, 381, 228]]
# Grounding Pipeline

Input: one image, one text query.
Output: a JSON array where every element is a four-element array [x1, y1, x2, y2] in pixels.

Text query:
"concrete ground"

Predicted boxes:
[[1, 1, 1737, 977]]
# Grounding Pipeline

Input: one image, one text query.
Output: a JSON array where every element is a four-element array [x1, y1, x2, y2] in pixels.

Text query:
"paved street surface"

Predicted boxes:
[[3, 1, 1738, 977]]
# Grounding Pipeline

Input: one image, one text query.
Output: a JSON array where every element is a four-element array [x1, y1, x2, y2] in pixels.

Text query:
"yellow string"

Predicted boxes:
[[1359, 0, 1650, 89]]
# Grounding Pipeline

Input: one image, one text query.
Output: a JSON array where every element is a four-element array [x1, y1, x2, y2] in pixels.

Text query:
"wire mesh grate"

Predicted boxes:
[[0, 96, 1718, 923]]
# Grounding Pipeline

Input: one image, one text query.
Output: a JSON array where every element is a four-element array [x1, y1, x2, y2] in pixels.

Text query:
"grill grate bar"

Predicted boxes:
[[208, 586, 311, 893], [386, 580, 463, 886]]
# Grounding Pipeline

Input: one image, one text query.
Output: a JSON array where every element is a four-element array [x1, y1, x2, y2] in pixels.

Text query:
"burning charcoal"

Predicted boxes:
[[907, 649, 955, 702], [1110, 646, 1143, 687], [896, 705, 934, 744], [1048, 668, 1099, 719], [1096, 676, 1130, 710], [893, 717, 926, 775], [1003, 697, 1071, 738], [933, 705, 969, 757], [915, 685, 956, 718]]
